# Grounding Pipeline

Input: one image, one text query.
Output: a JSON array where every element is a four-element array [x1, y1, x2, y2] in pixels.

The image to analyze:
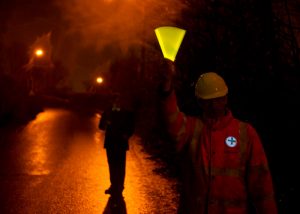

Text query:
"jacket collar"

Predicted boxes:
[[203, 109, 233, 130]]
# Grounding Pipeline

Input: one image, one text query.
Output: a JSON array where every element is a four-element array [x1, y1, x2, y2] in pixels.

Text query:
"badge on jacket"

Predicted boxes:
[[225, 136, 237, 148]]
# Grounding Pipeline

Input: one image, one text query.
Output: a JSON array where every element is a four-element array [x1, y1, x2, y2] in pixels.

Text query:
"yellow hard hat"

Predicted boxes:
[[195, 72, 228, 99]]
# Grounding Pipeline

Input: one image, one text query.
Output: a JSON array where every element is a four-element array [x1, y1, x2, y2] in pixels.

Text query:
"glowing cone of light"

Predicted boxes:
[[155, 26, 186, 62]]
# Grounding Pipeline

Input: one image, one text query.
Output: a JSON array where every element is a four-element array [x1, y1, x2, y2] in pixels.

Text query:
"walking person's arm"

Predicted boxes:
[[99, 110, 108, 131]]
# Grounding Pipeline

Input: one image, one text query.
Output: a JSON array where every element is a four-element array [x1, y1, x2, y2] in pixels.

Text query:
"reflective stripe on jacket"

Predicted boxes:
[[162, 91, 277, 214]]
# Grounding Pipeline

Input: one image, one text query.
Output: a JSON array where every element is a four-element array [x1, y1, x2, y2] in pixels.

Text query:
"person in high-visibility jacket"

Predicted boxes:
[[160, 61, 278, 214]]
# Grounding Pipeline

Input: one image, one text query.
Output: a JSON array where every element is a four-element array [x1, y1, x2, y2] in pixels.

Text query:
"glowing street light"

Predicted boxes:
[[96, 77, 103, 84], [35, 48, 44, 57]]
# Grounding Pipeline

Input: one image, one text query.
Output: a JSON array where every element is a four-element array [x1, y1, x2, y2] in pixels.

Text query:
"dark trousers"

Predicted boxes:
[[106, 147, 127, 194]]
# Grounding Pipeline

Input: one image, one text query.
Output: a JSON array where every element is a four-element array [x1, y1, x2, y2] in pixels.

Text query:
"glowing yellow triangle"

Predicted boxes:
[[155, 26, 186, 62]]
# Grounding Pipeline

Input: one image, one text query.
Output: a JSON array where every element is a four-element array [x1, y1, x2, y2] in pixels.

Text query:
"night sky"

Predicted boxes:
[[1, 0, 188, 91]]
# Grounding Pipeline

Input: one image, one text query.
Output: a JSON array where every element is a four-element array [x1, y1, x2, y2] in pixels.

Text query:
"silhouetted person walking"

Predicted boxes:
[[99, 93, 135, 198]]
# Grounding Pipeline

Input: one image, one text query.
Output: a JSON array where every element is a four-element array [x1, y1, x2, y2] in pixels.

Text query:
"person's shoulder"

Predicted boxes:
[[235, 118, 256, 131], [235, 119, 262, 145], [241, 119, 256, 130], [231, 115, 258, 136]]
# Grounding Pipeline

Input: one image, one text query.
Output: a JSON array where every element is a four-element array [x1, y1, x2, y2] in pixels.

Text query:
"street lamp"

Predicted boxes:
[[96, 77, 103, 84], [88, 76, 104, 93], [35, 48, 44, 58]]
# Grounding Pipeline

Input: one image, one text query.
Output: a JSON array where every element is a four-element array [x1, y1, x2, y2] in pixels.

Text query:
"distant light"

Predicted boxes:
[[96, 77, 103, 84], [35, 49, 44, 57]]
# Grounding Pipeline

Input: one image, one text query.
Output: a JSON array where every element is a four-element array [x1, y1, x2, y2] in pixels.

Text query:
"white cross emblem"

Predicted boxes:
[[225, 136, 237, 147]]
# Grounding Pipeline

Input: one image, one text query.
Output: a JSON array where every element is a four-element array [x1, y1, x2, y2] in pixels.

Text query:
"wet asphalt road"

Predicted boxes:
[[0, 108, 179, 214]]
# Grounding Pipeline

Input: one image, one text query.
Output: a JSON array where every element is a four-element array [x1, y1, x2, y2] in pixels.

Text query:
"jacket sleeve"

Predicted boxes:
[[246, 124, 278, 214], [161, 91, 196, 152]]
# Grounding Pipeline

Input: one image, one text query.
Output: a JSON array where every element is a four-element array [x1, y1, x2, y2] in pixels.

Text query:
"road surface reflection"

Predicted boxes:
[[0, 108, 179, 213]]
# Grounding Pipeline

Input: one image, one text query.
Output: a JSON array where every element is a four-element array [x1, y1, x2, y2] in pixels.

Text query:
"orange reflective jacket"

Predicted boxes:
[[162, 92, 277, 214]]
